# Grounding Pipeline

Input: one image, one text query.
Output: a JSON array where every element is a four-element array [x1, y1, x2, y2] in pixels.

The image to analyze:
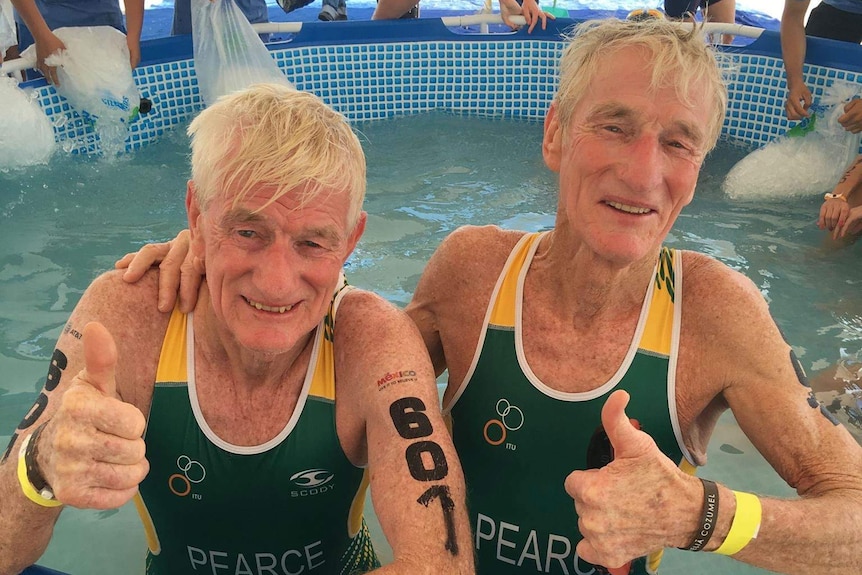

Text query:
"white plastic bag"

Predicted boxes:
[[21, 26, 142, 124], [0, 0, 15, 58], [192, 0, 293, 107], [0, 77, 56, 168], [723, 81, 862, 200], [20, 26, 143, 155]]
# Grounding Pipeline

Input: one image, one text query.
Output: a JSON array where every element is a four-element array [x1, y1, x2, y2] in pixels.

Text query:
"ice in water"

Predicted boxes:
[[0, 77, 55, 169], [723, 81, 862, 200]]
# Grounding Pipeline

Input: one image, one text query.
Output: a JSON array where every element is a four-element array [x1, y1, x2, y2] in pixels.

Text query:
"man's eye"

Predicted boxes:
[[302, 240, 323, 249], [604, 125, 623, 134], [667, 140, 697, 154], [237, 230, 256, 238]]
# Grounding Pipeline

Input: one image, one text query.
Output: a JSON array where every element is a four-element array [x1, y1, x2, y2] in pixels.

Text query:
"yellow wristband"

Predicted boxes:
[[17, 434, 62, 508], [713, 491, 761, 556]]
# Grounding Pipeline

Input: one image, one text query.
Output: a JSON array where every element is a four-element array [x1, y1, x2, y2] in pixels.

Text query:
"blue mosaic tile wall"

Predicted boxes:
[[24, 31, 862, 156]]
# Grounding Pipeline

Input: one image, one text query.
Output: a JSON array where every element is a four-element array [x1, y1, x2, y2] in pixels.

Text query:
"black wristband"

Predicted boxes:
[[25, 422, 53, 496], [679, 478, 719, 552]]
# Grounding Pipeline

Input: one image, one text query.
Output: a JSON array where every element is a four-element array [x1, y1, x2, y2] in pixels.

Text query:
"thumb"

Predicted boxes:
[[80, 322, 119, 398], [601, 390, 651, 460]]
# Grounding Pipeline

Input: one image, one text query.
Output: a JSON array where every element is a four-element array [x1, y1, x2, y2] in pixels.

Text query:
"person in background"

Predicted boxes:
[[662, 0, 735, 43], [781, 0, 862, 131], [0, 0, 17, 64], [171, 0, 267, 35], [318, 0, 347, 21], [11, 0, 142, 84], [117, 18, 862, 575], [0, 44, 17, 64], [273, 0, 348, 22], [0, 84, 474, 575], [819, 154, 862, 240], [373, 0, 551, 32], [663, 0, 735, 24]]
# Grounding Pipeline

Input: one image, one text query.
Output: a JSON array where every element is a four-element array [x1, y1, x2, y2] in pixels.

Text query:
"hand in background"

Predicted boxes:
[[34, 30, 64, 85], [785, 81, 812, 121], [838, 206, 862, 239], [838, 99, 862, 134], [819, 198, 851, 239], [499, 0, 553, 34]]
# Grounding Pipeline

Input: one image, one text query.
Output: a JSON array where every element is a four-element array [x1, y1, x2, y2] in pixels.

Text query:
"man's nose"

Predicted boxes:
[[618, 134, 664, 192], [254, 240, 303, 292]]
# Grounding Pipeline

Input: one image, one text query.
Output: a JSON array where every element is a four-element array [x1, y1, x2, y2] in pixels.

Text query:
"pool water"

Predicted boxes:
[[1, 112, 860, 574]]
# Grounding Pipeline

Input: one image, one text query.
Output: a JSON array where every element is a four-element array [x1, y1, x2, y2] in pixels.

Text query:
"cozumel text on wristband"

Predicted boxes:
[[679, 478, 719, 552], [17, 426, 62, 508], [713, 491, 761, 556]]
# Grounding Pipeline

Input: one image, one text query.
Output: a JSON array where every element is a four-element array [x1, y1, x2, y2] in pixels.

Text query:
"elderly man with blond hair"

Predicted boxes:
[[411, 19, 862, 575], [0, 85, 474, 575]]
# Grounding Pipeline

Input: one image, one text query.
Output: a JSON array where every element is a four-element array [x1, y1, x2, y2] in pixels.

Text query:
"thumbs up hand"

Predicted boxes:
[[36, 322, 149, 509], [564, 390, 700, 570]]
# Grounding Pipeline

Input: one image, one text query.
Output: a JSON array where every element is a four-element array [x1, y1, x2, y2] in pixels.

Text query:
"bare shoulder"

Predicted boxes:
[[332, 288, 438, 461], [421, 225, 528, 291], [680, 250, 771, 330], [337, 287, 403, 321], [335, 288, 419, 343], [68, 269, 171, 404], [334, 288, 434, 381], [72, 268, 167, 341], [435, 225, 527, 266], [677, 250, 789, 398]]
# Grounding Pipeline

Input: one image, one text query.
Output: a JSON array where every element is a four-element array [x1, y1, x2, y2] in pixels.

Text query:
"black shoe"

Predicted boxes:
[[318, 4, 347, 20], [399, 4, 419, 18], [276, 0, 314, 14]]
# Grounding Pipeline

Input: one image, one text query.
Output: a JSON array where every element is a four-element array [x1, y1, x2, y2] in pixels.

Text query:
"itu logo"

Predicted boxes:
[[168, 455, 206, 497], [483, 398, 524, 449], [290, 469, 335, 498]]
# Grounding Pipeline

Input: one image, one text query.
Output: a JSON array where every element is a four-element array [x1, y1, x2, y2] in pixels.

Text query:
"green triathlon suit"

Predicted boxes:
[[135, 282, 380, 575], [447, 232, 695, 575]]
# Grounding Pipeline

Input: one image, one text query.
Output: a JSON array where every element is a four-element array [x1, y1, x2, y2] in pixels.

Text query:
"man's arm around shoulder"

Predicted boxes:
[[334, 290, 475, 574]]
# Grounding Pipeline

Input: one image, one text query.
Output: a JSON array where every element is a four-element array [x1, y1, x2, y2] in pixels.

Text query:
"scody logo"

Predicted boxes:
[[290, 468, 335, 498]]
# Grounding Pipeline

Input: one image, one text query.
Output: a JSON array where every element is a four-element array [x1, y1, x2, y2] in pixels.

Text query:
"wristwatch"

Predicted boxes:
[[824, 193, 847, 202]]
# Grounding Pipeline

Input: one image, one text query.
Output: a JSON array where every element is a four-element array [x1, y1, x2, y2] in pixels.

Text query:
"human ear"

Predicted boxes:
[[186, 181, 206, 261], [345, 211, 367, 260], [543, 103, 563, 173]]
